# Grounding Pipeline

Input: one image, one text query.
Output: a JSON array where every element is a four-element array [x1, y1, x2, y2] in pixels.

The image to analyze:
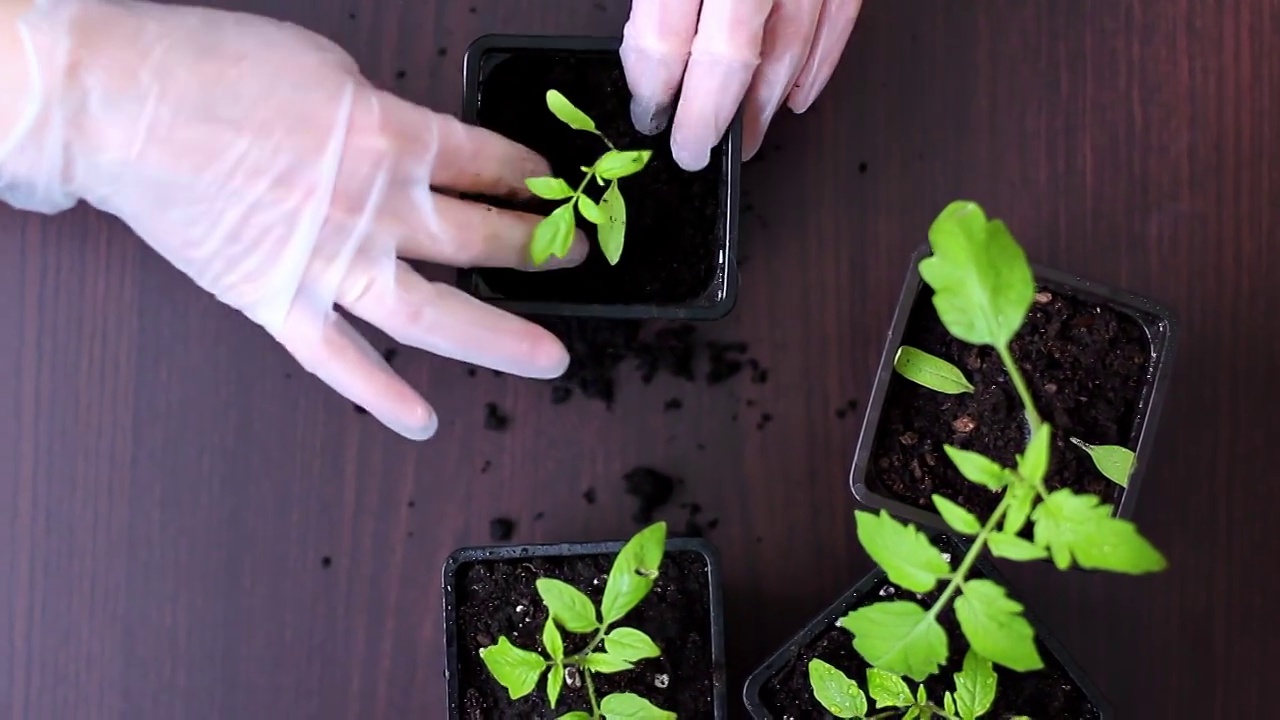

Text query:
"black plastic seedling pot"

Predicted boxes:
[[850, 245, 1178, 534], [442, 536, 728, 718], [458, 34, 742, 320], [742, 534, 1113, 718]]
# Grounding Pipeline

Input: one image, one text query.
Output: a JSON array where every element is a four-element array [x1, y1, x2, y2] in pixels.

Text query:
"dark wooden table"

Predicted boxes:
[[2, 1, 1275, 717]]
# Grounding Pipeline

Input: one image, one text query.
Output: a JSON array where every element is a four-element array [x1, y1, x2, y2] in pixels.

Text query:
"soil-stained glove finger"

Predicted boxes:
[[742, 0, 823, 160], [620, 0, 702, 135], [277, 304, 438, 440], [339, 261, 570, 379], [786, 0, 862, 113], [669, 0, 774, 171]]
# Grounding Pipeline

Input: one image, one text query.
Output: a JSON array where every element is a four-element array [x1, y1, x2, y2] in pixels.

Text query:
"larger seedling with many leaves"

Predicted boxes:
[[479, 522, 675, 719], [524, 89, 653, 267], [808, 201, 1166, 717]]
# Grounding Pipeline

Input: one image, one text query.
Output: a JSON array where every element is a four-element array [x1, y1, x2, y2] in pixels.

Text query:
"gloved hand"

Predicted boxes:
[[620, 0, 863, 171], [0, 0, 587, 440]]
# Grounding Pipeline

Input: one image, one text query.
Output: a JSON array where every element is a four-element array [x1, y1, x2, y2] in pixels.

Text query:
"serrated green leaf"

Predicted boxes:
[[577, 194, 604, 224], [547, 662, 564, 708], [1002, 481, 1036, 535], [599, 692, 676, 719], [478, 636, 547, 700], [807, 659, 867, 718], [867, 668, 913, 708], [525, 176, 576, 200], [530, 203, 577, 265], [597, 180, 627, 265], [542, 617, 564, 661], [954, 580, 1042, 672], [986, 532, 1049, 561], [595, 150, 653, 180], [932, 495, 982, 535], [546, 89, 597, 133], [601, 522, 666, 625], [558, 713, 592, 720], [893, 346, 975, 394], [604, 627, 661, 662], [943, 445, 1009, 491], [953, 650, 997, 720], [581, 652, 634, 673], [536, 578, 598, 633], [1017, 423, 1052, 488], [838, 600, 948, 681], [1030, 489, 1166, 573], [944, 691, 956, 715], [1069, 438, 1134, 488], [855, 510, 950, 593], [918, 200, 1035, 347]]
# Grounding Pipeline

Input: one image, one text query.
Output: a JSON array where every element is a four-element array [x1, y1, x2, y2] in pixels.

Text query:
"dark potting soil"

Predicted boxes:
[[868, 286, 1150, 520], [472, 49, 723, 305], [624, 467, 680, 524], [756, 569, 1100, 719], [455, 551, 715, 718]]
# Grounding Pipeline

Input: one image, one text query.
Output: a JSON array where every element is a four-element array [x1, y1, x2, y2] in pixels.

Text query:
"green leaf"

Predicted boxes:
[[986, 532, 1049, 561], [1017, 423, 1052, 488], [918, 200, 1035, 347], [904, 707, 921, 720], [547, 662, 564, 708], [838, 600, 948, 681], [536, 578, 598, 633], [530, 203, 577, 265], [558, 713, 592, 720], [944, 691, 956, 716], [916, 684, 930, 708], [891, 346, 974, 394], [581, 652, 634, 673], [478, 636, 547, 700], [599, 692, 676, 719], [953, 580, 1043, 672], [1069, 438, 1135, 488], [953, 650, 997, 720], [600, 522, 666, 624], [546, 89, 597, 133], [542, 617, 564, 661], [1030, 488, 1166, 573], [932, 495, 982, 535], [854, 510, 950, 593], [525, 176, 576, 200], [807, 659, 868, 718], [577, 194, 604, 224], [595, 150, 653, 180], [943, 446, 1008, 491], [604, 627, 661, 662], [1002, 481, 1036, 535], [866, 668, 913, 708], [597, 179, 627, 265]]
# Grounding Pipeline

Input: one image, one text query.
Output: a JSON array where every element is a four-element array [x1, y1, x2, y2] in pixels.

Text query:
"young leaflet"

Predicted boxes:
[[814, 201, 1167, 712], [525, 90, 652, 266], [809, 650, 997, 720], [478, 522, 675, 720]]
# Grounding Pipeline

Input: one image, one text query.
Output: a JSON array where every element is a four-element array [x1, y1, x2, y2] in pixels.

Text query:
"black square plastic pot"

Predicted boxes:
[[850, 244, 1178, 533], [442, 536, 728, 718], [743, 534, 1113, 718], [457, 34, 742, 320]]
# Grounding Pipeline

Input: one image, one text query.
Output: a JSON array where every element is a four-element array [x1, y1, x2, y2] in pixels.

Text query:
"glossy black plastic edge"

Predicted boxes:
[[849, 243, 1179, 532], [457, 33, 742, 321], [741, 533, 1114, 719], [442, 536, 728, 718]]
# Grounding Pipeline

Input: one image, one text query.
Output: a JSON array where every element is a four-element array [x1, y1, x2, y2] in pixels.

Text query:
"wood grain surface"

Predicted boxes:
[[1, 1, 1276, 718]]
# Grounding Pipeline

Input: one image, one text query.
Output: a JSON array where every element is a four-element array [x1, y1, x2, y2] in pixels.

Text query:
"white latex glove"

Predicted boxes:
[[0, 0, 589, 440], [621, 0, 863, 171]]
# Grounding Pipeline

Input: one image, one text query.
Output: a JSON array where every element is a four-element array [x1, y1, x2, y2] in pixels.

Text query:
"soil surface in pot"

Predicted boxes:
[[868, 285, 1151, 520], [471, 48, 724, 305], [758, 567, 1100, 717], [455, 549, 714, 718]]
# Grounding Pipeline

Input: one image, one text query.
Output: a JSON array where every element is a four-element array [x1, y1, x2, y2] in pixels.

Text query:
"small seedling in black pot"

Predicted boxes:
[[458, 34, 741, 320], [443, 522, 728, 718], [851, 201, 1178, 535]]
